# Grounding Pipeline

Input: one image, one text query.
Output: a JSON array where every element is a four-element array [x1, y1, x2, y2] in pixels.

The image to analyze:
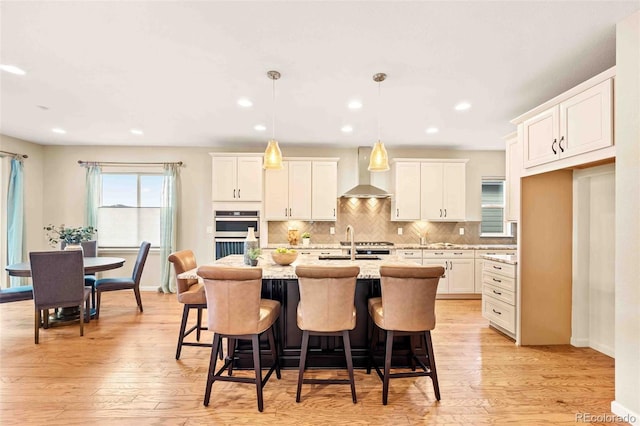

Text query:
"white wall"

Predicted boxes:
[[613, 10, 640, 425]]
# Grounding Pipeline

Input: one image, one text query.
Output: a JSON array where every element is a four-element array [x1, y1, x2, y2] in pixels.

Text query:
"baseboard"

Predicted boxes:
[[589, 341, 614, 358], [571, 337, 589, 347], [611, 401, 639, 426], [140, 285, 163, 292]]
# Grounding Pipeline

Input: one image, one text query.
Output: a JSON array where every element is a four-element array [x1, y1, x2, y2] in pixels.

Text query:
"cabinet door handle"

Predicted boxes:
[[333, 208, 336, 217], [492, 278, 502, 283], [289, 208, 292, 216], [237, 188, 241, 198], [444, 209, 447, 217], [284, 208, 288, 217], [233, 189, 236, 198], [493, 289, 502, 295], [493, 265, 502, 270], [492, 309, 502, 315], [439, 209, 443, 217], [559, 136, 565, 153], [551, 138, 557, 154], [449, 260, 453, 270], [396, 208, 399, 217]]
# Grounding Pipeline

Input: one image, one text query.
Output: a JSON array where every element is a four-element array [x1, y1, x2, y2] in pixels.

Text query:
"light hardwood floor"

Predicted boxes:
[[0, 292, 624, 425]]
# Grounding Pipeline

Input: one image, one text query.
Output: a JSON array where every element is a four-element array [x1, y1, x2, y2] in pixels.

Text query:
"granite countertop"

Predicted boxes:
[[481, 254, 518, 265], [178, 254, 420, 280], [395, 243, 517, 250], [265, 243, 342, 250]]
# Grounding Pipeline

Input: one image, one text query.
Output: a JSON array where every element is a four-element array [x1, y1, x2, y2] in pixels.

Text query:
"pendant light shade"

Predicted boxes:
[[263, 70, 284, 170], [368, 72, 390, 172]]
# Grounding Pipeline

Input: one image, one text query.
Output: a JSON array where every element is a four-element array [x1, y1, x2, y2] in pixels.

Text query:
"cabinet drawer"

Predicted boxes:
[[475, 249, 517, 258], [482, 297, 516, 333], [424, 250, 474, 259], [482, 271, 515, 292], [483, 282, 515, 305], [483, 260, 515, 278], [298, 249, 342, 256], [396, 249, 423, 259]]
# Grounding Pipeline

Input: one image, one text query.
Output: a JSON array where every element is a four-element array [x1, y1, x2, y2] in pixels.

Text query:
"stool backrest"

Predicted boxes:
[[168, 250, 199, 295], [379, 265, 444, 331], [295, 265, 360, 332], [198, 266, 263, 335]]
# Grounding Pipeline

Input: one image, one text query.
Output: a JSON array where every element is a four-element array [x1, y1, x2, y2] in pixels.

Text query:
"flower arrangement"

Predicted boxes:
[[301, 232, 311, 239], [248, 247, 262, 260], [43, 224, 97, 247]]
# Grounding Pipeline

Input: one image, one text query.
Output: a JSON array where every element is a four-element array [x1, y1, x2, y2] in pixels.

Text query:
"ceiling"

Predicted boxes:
[[1, 1, 638, 151]]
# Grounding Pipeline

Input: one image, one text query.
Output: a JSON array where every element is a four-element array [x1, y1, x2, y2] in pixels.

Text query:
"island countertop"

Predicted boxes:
[[178, 254, 420, 280], [481, 254, 518, 265]]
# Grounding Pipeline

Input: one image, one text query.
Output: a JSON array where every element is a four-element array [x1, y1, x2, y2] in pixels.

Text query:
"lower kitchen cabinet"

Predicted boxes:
[[481, 258, 517, 339], [423, 250, 474, 294], [474, 249, 517, 293]]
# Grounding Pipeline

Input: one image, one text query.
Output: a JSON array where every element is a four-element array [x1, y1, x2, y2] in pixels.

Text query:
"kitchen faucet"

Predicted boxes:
[[346, 225, 355, 261]]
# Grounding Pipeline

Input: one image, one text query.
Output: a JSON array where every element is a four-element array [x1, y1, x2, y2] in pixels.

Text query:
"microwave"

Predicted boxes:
[[214, 210, 260, 239]]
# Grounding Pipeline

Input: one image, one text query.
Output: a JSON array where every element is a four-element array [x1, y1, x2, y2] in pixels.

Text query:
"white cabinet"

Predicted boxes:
[[391, 162, 421, 221], [505, 133, 520, 222], [423, 250, 474, 294], [482, 258, 517, 338], [474, 249, 517, 293], [311, 161, 338, 220], [523, 79, 613, 169], [211, 155, 263, 201], [421, 162, 466, 221], [264, 161, 312, 220]]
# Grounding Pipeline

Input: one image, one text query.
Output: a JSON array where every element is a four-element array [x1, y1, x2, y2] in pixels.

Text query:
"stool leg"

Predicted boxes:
[[267, 326, 281, 380], [296, 330, 310, 402], [196, 307, 202, 341], [227, 338, 236, 375], [367, 323, 378, 374], [425, 331, 440, 401], [252, 334, 264, 412], [176, 305, 190, 360], [203, 333, 221, 406], [342, 330, 357, 403], [382, 330, 394, 405]]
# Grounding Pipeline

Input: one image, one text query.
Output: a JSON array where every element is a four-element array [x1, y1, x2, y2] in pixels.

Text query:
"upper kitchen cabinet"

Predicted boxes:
[[504, 132, 520, 222], [421, 160, 467, 221], [514, 68, 615, 174], [211, 154, 263, 202], [311, 161, 338, 220], [391, 161, 421, 221], [264, 161, 312, 220]]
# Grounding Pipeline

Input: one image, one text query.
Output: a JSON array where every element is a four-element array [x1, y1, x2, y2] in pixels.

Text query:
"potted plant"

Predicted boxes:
[[247, 247, 262, 266], [44, 224, 97, 249], [301, 232, 311, 247]]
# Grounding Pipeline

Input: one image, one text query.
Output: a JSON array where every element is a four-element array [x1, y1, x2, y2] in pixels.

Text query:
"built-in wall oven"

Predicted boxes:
[[214, 210, 260, 259]]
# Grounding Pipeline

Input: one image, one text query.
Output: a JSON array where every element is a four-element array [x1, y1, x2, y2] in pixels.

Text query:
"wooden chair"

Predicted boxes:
[[367, 264, 444, 404], [29, 250, 92, 344], [95, 241, 150, 319], [197, 266, 280, 412], [168, 250, 212, 359], [294, 264, 361, 403]]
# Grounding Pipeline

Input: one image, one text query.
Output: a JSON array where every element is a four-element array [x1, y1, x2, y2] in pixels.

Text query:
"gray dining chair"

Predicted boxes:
[[94, 241, 151, 319], [61, 240, 98, 307], [29, 250, 92, 344]]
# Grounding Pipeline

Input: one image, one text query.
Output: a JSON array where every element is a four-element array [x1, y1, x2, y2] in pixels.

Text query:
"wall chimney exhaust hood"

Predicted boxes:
[[341, 147, 391, 198]]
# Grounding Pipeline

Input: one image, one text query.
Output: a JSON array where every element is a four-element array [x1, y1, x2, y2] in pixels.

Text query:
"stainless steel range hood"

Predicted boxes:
[[341, 147, 391, 198]]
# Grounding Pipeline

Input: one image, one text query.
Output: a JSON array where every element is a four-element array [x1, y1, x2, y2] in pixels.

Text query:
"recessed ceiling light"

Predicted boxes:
[[51, 128, 66, 134], [454, 101, 472, 111], [347, 100, 363, 110], [130, 129, 144, 135], [426, 127, 439, 134], [254, 124, 267, 132], [0, 64, 26, 75], [341, 125, 353, 133], [237, 98, 253, 108]]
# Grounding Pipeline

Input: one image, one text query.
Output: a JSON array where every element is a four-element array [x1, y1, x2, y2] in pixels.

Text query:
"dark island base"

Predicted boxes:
[[230, 279, 429, 369]]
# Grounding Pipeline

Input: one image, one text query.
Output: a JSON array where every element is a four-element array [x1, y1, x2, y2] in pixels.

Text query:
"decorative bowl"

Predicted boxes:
[[271, 251, 298, 266]]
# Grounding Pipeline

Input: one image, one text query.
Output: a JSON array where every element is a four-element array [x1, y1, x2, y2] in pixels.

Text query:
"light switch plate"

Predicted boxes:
[[459, 227, 464, 235], [398, 227, 403, 235], [330, 227, 335, 235], [206, 226, 213, 234]]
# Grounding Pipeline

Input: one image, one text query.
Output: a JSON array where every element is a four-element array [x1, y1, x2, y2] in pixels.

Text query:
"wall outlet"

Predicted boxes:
[[459, 227, 465, 235], [398, 227, 403, 235], [330, 227, 335, 235]]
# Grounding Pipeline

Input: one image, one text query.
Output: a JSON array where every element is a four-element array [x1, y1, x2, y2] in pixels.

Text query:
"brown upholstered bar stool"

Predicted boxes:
[[294, 265, 360, 403], [367, 264, 445, 405], [168, 250, 212, 360], [197, 266, 281, 412]]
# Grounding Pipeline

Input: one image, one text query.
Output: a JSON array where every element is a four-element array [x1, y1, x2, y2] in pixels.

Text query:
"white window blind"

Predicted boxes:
[[481, 179, 507, 235]]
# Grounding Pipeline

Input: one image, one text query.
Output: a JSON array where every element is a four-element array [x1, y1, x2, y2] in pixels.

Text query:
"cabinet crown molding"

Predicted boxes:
[[209, 152, 263, 157], [282, 157, 340, 162], [391, 158, 469, 164]]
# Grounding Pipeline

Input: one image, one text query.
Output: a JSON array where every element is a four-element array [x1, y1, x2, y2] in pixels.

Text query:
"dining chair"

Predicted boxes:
[[367, 264, 444, 405], [29, 250, 92, 344], [197, 266, 281, 412], [294, 264, 360, 403], [168, 250, 212, 360], [61, 240, 98, 307], [94, 241, 151, 319]]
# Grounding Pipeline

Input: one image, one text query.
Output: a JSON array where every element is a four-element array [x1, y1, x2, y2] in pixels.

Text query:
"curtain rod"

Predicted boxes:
[[0, 150, 28, 159], [78, 160, 183, 166]]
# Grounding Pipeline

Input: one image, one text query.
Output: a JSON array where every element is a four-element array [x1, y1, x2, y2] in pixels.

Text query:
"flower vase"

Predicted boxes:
[[244, 227, 258, 266], [63, 242, 84, 256]]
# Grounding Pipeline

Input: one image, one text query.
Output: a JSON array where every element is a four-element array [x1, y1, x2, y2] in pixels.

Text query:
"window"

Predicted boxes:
[[481, 179, 510, 236], [98, 173, 163, 247]]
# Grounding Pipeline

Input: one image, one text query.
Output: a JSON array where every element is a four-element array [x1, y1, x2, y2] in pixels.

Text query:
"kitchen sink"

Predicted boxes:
[[318, 255, 382, 260]]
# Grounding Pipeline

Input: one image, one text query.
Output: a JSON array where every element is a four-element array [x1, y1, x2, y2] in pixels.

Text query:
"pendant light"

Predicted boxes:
[[263, 70, 283, 170], [368, 72, 390, 172]]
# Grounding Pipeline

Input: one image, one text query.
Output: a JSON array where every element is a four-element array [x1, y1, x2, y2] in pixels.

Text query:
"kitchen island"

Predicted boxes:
[[180, 254, 423, 368]]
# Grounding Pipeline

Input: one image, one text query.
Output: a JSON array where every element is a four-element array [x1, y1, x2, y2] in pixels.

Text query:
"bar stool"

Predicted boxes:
[[367, 264, 445, 405], [168, 250, 212, 360], [294, 265, 360, 403], [197, 266, 281, 412]]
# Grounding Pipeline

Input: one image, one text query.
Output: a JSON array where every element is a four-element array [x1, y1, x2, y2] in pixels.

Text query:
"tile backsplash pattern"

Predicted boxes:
[[267, 198, 517, 245]]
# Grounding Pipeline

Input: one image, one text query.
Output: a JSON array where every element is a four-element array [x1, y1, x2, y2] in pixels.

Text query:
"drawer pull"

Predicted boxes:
[[492, 309, 502, 315], [320, 252, 330, 255], [453, 252, 463, 255], [492, 278, 502, 283], [493, 290, 502, 295], [492, 265, 502, 270]]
